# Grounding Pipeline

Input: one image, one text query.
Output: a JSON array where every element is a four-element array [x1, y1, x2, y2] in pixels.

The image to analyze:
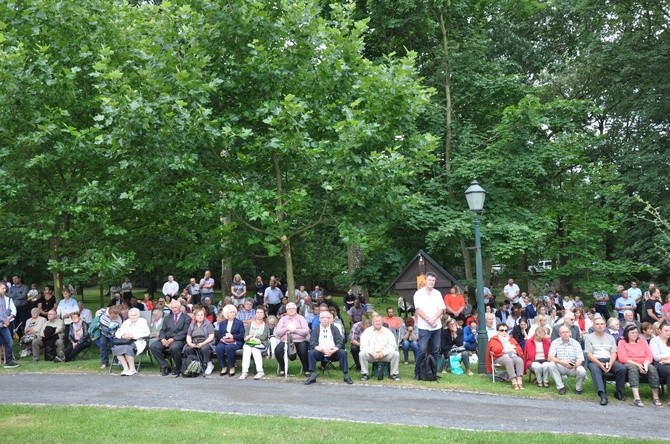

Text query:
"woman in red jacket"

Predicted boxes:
[[523, 327, 551, 387], [486, 323, 525, 389]]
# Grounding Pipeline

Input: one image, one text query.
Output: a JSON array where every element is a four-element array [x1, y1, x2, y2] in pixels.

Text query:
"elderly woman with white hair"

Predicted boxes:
[[215, 304, 245, 376], [275, 302, 310, 376], [112, 307, 150, 376]]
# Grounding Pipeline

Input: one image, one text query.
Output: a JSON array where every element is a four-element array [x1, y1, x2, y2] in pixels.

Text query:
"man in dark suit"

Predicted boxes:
[[304, 311, 353, 385], [149, 300, 190, 376]]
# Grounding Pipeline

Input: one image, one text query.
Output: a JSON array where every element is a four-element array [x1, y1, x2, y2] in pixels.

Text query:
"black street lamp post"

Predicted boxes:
[[465, 180, 487, 374]]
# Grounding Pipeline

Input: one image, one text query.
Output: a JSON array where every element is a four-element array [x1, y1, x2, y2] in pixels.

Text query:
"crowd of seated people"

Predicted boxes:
[[480, 282, 670, 406], [6, 275, 670, 409]]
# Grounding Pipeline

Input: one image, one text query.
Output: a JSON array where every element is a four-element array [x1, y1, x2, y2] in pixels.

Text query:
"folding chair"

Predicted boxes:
[[490, 352, 506, 383], [317, 357, 335, 377]]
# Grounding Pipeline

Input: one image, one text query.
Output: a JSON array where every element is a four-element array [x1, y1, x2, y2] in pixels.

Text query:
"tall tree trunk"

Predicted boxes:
[[460, 240, 473, 280], [51, 214, 71, 298], [438, 9, 473, 287], [220, 209, 232, 298], [51, 236, 62, 300], [281, 236, 295, 297], [348, 244, 365, 298], [220, 257, 232, 300], [271, 151, 295, 294], [438, 12, 452, 174]]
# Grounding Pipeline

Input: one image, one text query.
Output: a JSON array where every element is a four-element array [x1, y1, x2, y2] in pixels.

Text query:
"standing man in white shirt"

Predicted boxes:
[[628, 281, 642, 304], [162, 275, 179, 299], [413, 272, 446, 379], [503, 278, 521, 306]]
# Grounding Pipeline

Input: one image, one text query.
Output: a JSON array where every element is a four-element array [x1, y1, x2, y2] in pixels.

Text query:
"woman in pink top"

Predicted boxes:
[[617, 324, 661, 406], [275, 302, 310, 376]]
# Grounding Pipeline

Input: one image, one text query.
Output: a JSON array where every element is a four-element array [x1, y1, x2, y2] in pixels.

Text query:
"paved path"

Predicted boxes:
[[0, 372, 666, 439]]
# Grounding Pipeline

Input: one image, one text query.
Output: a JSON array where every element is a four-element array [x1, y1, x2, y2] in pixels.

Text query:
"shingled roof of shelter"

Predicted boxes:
[[385, 250, 460, 305]]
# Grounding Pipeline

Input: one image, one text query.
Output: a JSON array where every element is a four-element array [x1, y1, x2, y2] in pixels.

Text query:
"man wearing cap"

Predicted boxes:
[[584, 315, 627, 405], [20, 308, 46, 358]]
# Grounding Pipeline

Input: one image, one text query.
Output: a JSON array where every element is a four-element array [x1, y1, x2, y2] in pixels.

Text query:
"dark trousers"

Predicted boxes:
[[65, 339, 91, 362], [595, 305, 610, 321], [0, 326, 13, 362], [149, 339, 185, 371], [415, 328, 441, 376], [15, 304, 30, 339], [215, 342, 242, 368], [657, 364, 670, 399], [350, 345, 361, 370], [588, 360, 626, 395], [308, 348, 349, 374], [276, 341, 309, 373]]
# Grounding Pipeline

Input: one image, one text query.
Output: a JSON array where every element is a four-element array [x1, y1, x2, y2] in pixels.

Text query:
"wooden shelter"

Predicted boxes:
[[385, 250, 460, 306]]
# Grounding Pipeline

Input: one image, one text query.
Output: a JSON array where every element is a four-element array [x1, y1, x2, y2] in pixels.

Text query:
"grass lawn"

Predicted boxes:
[[0, 405, 656, 443]]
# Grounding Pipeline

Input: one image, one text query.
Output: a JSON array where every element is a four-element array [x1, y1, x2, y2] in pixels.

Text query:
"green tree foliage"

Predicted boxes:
[[186, 0, 436, 293], [0, 0, 218, 291]]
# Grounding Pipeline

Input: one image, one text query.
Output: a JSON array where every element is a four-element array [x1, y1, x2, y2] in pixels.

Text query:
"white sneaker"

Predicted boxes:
[[20, 349, 29, 358], [239, 373, 248, 380], [205, 361, 214, 375], [253, 372, 264, 380]]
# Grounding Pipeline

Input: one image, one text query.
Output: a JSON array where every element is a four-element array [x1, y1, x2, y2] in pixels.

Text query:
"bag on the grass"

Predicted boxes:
[[450, 355, 464, 375], [181, 354, 203, 377], [418, 353, 437, 381], [436, 355, 446, 373], [494, 371, 509, 382]]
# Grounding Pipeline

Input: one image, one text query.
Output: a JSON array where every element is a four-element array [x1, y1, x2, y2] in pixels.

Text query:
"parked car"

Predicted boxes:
[[528, 260, 552, 273]]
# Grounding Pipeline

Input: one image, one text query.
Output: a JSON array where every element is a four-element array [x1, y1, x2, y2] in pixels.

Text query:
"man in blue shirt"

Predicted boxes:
[[264, 279, 283, 317]]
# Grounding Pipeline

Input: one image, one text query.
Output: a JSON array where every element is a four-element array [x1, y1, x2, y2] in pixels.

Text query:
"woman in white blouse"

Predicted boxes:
[[112, 308, 150, 376], [650, 321, 670, 405]]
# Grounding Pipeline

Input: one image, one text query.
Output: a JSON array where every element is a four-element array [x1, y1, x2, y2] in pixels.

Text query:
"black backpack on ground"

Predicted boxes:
[[418, 353, 438, 381], [180, 354, 204, 377]]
